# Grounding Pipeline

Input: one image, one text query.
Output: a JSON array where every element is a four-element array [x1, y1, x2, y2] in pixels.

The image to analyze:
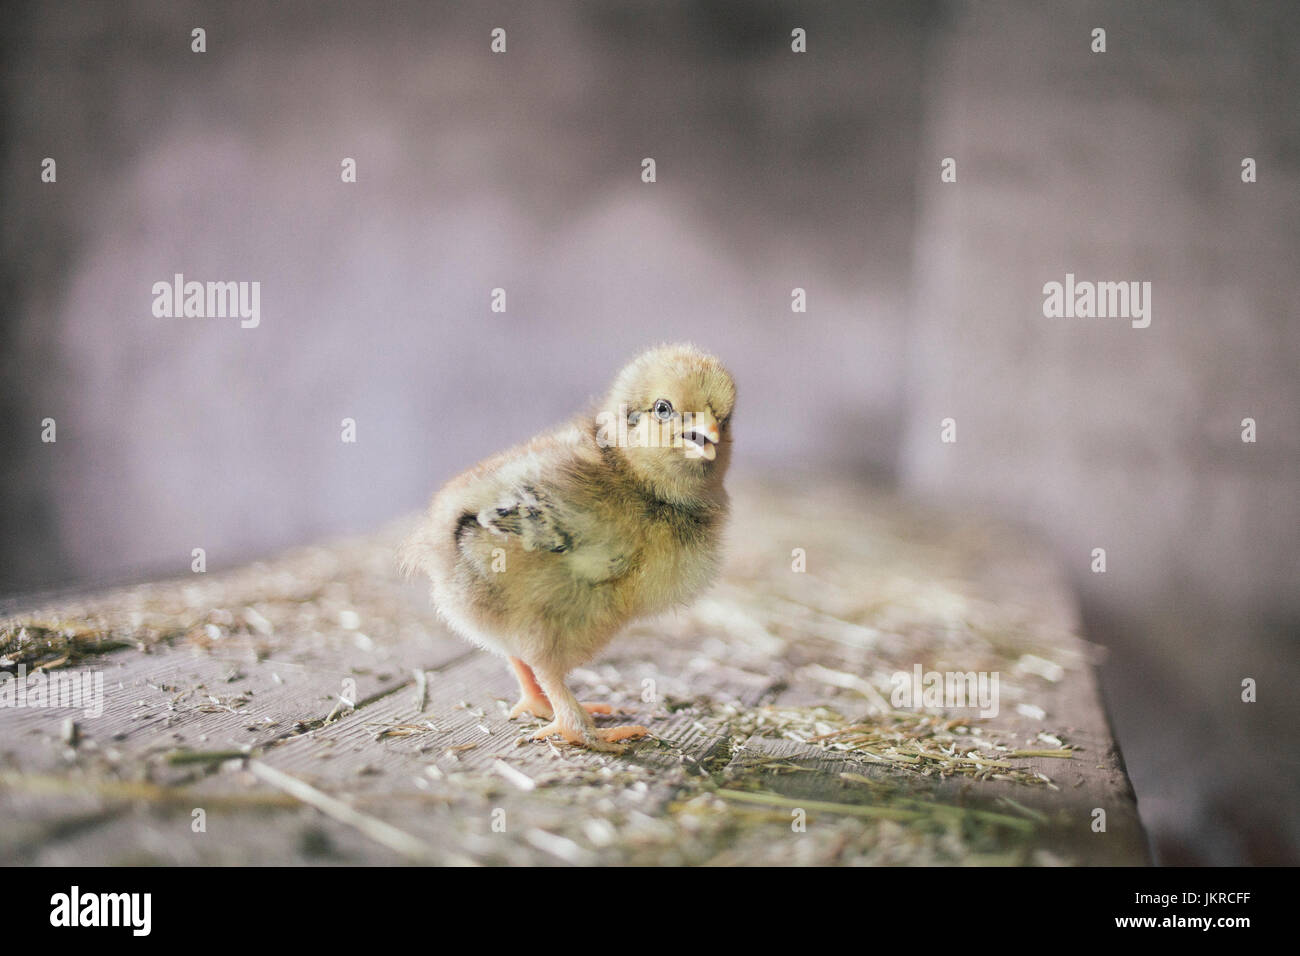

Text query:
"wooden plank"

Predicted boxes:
[[0, 632, 465, 772], [8, 793, 409, 866], [234, 639, 778, 865], [0, 479, 1147, 865], [0, 602, 467, 860]]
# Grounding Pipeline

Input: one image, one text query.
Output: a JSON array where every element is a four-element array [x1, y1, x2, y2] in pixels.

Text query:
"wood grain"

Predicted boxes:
[[0, 479, 1148, 865]]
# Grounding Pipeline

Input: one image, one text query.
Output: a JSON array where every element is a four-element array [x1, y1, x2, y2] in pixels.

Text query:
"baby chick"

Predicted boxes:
[[401, 344, 735, 752]]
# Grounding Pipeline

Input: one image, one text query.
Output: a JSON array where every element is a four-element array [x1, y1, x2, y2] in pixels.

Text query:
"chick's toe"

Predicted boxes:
[[530, 718, 650, 754], [508, 694, 555, 721]]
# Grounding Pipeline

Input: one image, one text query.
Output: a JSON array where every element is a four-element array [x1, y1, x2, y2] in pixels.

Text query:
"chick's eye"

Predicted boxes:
[[653, 399, 674, 421]]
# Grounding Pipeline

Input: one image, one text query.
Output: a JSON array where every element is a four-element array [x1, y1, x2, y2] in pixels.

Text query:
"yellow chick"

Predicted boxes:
[[401, 344, 735, 751]]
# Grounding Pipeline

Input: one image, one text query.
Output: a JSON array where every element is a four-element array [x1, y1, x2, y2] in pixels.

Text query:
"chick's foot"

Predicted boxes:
[[508, 694, 555, 720], [508, 658, 627, 721], [508, 696, 622, 721], [530, 719, 651, 753], [580, 702, 630, 715]]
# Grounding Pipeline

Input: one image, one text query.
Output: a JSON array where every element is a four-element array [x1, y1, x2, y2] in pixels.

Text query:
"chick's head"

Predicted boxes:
[[596, 344, 736, 503]]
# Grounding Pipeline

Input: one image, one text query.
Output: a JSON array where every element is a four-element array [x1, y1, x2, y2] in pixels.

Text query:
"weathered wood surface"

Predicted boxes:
[[0, 478, 1148, 865]]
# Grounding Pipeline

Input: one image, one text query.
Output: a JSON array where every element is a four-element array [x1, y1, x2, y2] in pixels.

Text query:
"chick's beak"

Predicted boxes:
[[679, 412, 721, 462]]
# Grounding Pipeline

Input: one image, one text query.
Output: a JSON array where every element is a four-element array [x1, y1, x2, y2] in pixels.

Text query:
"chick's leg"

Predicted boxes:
[[528, 666, 650, 753], [507, 657, 624, 720], [508, 657, 554, 720]]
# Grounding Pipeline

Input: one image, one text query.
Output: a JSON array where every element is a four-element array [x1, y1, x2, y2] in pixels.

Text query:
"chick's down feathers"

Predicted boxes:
[[401, 343, 735, 751]]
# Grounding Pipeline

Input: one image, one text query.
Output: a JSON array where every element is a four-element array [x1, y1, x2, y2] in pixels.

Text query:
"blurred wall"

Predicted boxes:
[[902, 2, 1300, 864], [0, 0, 932, 588]]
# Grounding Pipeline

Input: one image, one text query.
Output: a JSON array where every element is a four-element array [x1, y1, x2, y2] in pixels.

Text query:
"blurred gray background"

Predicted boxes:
[[2, 0, 1296, 864]]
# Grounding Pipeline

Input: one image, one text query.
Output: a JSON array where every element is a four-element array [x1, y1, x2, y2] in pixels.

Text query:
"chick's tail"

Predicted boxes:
[[397, 520, 434, 580]]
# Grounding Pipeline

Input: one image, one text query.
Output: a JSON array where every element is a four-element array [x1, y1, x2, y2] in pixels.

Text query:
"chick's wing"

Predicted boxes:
[[453, 436, 633, 585], [476, 484, 572, 553]]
